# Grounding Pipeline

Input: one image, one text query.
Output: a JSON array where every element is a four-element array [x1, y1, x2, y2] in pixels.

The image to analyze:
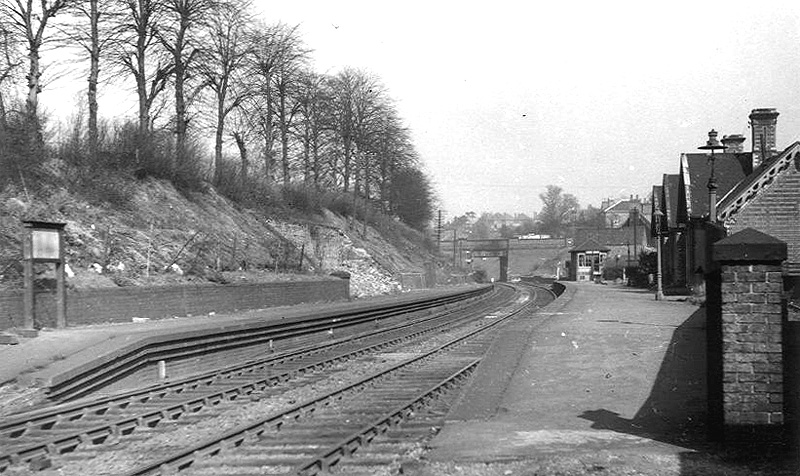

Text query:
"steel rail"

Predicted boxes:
[[120, 284, 535, 476], [0, 286, 504, 439], [295, 358, 480, 475], [0, 288, 495, 438], [46, 286, 493, 401], [0, 286, 515, 472], [296, 283, 557, 475]]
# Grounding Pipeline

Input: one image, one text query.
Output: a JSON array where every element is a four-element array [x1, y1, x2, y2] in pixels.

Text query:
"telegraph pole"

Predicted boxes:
[[453, 229, 457, 266]]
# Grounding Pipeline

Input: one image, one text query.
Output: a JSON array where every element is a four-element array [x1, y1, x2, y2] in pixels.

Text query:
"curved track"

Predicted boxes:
[[0, 283, 557, 475]]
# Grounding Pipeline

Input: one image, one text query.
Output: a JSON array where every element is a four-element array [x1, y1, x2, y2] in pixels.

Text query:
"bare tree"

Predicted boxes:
[[197, 0, 252, 184], [59, 0, 123, 160], [372, 111, 415, 212], [0, 20, 23, 128], [328, 68, 386, 193], [0, 0, 72, 142], [158, 0, 212, 175], [112, 0, 172, 169], [271, 32, 308, 186], [293, 70, 331, 188], [247, 22, 302, 184], [227, 107, 252, 182]]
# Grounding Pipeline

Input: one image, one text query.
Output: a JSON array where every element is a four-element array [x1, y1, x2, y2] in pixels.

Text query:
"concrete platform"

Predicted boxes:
[[0, 288, 471, 389], [428, 282, 707, 461]]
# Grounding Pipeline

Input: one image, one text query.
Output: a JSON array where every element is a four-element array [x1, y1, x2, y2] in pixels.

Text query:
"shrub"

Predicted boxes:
[[472, 269, 489, 283], [0, 106, 47, 188], [325, 190, 356, 218], [282, 184, 323, 216], [602, 266, 624, 281]]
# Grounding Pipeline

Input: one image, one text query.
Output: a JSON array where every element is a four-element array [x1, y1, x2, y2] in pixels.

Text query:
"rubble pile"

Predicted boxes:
[[265, 218, 403, 298]]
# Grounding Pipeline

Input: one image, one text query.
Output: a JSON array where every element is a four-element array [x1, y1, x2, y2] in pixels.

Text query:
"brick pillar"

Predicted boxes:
[[710, 227, 787, 442]]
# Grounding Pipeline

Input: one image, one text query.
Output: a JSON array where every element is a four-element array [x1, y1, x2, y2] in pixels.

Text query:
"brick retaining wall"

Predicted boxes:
[[0, 279, 349, 330]]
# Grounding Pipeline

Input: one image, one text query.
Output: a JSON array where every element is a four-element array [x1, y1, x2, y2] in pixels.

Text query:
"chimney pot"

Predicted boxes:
[[721, 134, 746, 154], [749, 108, 779, 168]]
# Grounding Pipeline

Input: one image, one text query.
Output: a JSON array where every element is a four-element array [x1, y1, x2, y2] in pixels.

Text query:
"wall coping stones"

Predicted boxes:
[[713, 227, 787, 263]]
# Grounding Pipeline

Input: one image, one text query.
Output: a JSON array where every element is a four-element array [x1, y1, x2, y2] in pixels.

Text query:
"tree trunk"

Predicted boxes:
[[136, 11, 150, 167], [379, 154, 388, 211], [174, 27, 187, 175], [25, 43, 42, 147], [301, 121, 310, 186], [26, 45, 39, 122], [233, 131, 248, 183], [279, 89, 289, 187], [342, 137, 351, 192], [87, 0, 100, 162], [312, 134, 320, 188], [213, 94, 225, 183], [0, 90, 7, 130], [262, 87, 274, 183], [362, 156, 369, 237]]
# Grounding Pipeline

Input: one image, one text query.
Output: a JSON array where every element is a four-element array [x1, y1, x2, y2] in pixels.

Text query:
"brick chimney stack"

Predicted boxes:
[[749, 108, 779, 168], [721, 134, 746, 153]]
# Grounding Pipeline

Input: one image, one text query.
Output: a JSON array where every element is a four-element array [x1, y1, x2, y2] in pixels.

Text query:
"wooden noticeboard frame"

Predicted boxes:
[[22, 220, 67, 329]]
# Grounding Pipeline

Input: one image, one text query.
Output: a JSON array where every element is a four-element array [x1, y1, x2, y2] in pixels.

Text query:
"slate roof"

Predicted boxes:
[[574, 227, 645, 247], [603, 199, 645, 214], [620, 211, 651, 230], [570, 238, 611, 253], [662, 174, 681, 229], [680, 152, 751, 219]]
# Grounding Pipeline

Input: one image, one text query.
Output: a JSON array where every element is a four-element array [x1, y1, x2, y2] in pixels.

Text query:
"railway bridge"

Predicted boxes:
[[440, 237, 572, 281]]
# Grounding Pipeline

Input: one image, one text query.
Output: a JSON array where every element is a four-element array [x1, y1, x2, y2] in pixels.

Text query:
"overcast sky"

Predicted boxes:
[[42, 0, 800, 218]]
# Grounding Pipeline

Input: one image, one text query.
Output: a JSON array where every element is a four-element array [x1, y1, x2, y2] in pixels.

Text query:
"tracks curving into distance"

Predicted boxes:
[[0, 282, 557, 475]]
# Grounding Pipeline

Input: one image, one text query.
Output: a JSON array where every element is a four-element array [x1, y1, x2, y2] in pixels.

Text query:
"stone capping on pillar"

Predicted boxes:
[[712, 227, 787, 263], [711, 227, 787, 442]]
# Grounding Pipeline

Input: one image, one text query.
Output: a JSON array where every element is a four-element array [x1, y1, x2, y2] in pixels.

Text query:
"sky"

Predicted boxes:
[[41, 0, 800, 218]]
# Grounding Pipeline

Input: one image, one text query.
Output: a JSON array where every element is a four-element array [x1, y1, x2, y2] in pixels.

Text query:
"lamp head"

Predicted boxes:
[[698, 129, 726, 152]]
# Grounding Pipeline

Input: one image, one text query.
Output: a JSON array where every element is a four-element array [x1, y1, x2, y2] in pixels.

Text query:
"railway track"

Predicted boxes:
[[44, 286, 494, 402], [0, 282, 557, 475]]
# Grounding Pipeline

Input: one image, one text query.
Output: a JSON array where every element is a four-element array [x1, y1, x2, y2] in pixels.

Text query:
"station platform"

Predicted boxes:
[[0, 289, 460, 392], [427, 282, 707, 466], [0, 281, 710, 470]]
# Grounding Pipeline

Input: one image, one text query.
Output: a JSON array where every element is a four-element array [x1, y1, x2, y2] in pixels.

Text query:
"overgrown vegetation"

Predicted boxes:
[[0, 0, 436, 234]]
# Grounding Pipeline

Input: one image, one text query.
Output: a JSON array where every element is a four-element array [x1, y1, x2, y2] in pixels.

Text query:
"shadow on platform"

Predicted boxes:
[[579, 307, 797, 475], [579, 307, 707, 448]]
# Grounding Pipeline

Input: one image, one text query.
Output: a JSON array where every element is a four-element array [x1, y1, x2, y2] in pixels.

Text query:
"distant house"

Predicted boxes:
[[600, 195, 650, 228], [574, 209, 651, 270]]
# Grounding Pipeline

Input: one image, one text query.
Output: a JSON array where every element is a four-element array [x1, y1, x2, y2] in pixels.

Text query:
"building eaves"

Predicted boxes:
[[718, 141, 800, 222]]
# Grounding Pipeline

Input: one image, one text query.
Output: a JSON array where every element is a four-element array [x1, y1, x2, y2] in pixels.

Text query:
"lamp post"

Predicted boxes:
[[653, 209, 665, 301], [698, 129, 726, 222]]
